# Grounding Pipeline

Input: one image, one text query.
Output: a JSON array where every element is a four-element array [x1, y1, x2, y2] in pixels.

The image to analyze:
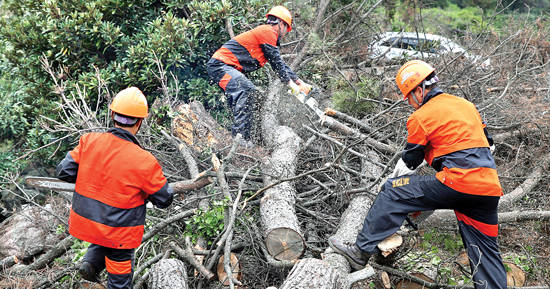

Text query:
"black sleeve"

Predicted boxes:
[[260, 43, 298, 83], [483, 122, 494, 146], [402, 143, 426, 170], [56, 152, 79, 183], [147, 182, 173, 209]]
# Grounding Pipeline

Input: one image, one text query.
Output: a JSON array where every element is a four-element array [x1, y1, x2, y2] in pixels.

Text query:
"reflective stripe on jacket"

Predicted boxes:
[[56, 128, 173, 249], [404, 93, 502, 196], [211, 24, 297, 82]]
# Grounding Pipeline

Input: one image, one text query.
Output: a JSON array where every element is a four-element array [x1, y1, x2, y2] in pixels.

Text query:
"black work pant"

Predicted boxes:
[[83, 243, 134, 289], [356, 175, 506, 289], [207, 58, 255, 140]]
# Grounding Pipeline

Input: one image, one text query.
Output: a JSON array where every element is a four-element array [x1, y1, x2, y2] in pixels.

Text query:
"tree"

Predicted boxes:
[[0, 0, 267, 165]]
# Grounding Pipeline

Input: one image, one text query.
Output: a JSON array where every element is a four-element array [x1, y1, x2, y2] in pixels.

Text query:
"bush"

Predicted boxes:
[[0, 0, 271, 171], [331, 78, 379, 118]]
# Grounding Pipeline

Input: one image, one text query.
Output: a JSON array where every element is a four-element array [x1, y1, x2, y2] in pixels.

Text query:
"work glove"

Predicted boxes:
[[298, 82, 312, 95], [490, 144, 495, 154], [390, 158, 416, 178], [288, 81, 307, 103]]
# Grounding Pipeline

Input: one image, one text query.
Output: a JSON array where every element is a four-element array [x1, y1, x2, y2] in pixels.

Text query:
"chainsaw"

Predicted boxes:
[[289, 85, 325, 118]]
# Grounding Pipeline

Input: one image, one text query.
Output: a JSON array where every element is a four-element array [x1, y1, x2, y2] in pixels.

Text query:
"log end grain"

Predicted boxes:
[[266, 227, 305, 261]]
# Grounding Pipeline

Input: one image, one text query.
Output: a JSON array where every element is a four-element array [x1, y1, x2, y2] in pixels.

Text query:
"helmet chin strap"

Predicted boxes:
[[411, 86, 423, 107]]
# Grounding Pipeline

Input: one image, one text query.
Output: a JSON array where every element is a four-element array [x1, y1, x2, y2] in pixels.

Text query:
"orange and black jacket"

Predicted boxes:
[[56, 128, 173, 249], [403, 88, 502, 196], [211, 24, 298, 83]]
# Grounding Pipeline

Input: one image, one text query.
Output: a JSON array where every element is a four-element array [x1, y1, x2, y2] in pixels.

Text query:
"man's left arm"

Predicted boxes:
[[402, 115, 428, 170], [56, 139, 82, 183], [261, 43, 298, 83], [482, 121, 495, 152], [142, 160, 173, 209]]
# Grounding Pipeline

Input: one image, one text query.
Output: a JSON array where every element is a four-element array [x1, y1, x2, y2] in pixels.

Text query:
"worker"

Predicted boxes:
[[207, 5, 311, 146], [56, 87, 173, 289], [329, 60, 506, 289]]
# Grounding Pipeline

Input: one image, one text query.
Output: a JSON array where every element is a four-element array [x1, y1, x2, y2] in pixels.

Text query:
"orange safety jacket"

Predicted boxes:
[[211, 24, 298, 83], [403, 90, 502, 196], [56, 128, 173, 249]]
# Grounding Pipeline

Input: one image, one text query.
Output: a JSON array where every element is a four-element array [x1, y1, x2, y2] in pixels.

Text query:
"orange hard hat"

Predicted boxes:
[[109, 87, 148, 118], [395, 60, 435, 100], [266, 6, 292, 32]]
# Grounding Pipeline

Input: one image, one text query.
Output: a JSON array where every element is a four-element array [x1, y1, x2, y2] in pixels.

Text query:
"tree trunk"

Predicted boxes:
[[279, 258, 345, 289], [280, 152, 382, 288], [259, 80, 305, 261], [260, 126, 304, 260], [324, 151, 382, 273], [172, 101, 233, 153], [147, 259, 188, 289]]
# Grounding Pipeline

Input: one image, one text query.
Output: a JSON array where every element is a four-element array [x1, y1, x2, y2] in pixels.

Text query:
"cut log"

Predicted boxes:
[[380, 271, 391, 289], [324, 152, 382, 274], [172, 101, 232, 153], [395, 272, 434, 289], [260, 82, 305, 261], [279, 258, 345, 289], [280, 152, 381, 288], [505, 262, 526, 287], [147, 259, 188, 289], [216, 253, 242, 286], [377, 233, 403, 258]]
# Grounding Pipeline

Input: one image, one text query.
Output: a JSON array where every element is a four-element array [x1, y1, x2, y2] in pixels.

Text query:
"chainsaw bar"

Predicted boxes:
[[292, 87, 325, 118], [24, 176, 75, 192]]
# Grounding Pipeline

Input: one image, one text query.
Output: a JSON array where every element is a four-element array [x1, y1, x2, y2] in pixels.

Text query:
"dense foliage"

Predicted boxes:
[[0, 0, 270, 168]]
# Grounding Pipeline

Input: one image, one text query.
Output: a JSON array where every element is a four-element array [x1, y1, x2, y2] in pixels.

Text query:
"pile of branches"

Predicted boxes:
[[2, 2, 550, 289]]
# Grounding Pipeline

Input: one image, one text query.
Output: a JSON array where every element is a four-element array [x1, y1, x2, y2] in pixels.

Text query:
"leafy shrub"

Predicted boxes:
[[0, 0, 271, 171], [331, 77, 379, 117], [184, 199, 226, 245]]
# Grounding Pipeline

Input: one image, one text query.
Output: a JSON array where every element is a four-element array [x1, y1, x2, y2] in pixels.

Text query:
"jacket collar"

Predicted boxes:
[[422, 86, 443, 105], [108, 127, 141, 147]]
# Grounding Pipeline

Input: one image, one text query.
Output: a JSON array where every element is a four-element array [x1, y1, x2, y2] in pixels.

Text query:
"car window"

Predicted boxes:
[[380, 36, 442, 53], [381, 37, 403, 48], [417, 39, 442, 53]]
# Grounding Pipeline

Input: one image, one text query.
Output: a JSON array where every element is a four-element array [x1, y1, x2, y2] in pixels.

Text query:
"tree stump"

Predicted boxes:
[[279, 258, 345, 289], [148, 259, 188, 289]]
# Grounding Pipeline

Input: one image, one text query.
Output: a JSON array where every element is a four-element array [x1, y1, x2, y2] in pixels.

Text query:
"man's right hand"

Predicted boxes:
[[390, 158, 416, 178], [298, 82, 312, 95]]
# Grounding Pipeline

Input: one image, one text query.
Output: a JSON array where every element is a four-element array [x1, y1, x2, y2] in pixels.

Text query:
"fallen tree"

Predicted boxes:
[[259, 80, 305, 261]]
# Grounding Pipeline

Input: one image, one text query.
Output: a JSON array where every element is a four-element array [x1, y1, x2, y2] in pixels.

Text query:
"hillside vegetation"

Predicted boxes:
[[0, 1, 549, 288]]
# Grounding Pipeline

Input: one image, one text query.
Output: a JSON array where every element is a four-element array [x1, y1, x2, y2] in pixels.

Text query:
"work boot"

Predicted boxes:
[[237, 138, 255, 149], [328, 236, 371, 270], [79, 261, 99, 283]]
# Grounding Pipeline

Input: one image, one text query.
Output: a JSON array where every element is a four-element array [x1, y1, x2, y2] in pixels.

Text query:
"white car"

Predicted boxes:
[[369, 32, 490, 67]]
